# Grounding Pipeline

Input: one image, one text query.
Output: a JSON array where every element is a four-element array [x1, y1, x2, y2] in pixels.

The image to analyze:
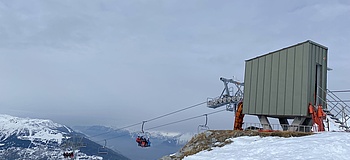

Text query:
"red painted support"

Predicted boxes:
[[234, 102, 245, 130], [308, 103, 325, 131]]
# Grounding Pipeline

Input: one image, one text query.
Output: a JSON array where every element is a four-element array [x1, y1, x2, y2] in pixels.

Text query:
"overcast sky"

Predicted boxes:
[[1, 0, 349, 133]]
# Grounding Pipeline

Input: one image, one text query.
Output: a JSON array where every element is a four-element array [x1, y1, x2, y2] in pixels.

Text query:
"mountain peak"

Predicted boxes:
[[0, 114, 70, 144], [0, 114, 130, 160]]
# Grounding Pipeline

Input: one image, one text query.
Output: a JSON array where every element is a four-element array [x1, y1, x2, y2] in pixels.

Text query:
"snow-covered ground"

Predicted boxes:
[[184, 132, 350, 160], [0, 114, 109, 159], [0, 114, 68, 144]]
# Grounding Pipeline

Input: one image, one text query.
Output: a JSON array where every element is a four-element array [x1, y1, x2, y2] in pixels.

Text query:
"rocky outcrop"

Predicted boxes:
[[160, 130, 313, 160]]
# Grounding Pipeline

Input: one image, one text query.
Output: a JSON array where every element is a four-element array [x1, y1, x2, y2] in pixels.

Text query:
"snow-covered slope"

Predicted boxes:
[[184, 132, 350, 160], [0, 114, 130, 160], [0, 114, 70, 145]]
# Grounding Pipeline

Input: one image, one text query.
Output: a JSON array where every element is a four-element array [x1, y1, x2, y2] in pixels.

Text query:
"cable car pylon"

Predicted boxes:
[[207, 77, 244, 111], [207, 77, 245, 130]]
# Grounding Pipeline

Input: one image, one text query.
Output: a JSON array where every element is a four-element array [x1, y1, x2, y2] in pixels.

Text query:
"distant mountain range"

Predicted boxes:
[[72, 125, 194, 160], [0, 114, 130, 160]]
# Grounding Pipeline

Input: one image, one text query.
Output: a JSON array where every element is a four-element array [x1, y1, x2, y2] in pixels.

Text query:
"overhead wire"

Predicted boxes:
[[144, 101, 206, 122], [86, 101, 206, 139], [87, 122, 142, 138], [146, 108, 226, 130], [102, 108, 227, 141], [104, 134, 130, 141]]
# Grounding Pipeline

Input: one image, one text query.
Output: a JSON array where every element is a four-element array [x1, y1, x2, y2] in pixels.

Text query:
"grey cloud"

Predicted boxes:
[[0, 0, 349, 132]]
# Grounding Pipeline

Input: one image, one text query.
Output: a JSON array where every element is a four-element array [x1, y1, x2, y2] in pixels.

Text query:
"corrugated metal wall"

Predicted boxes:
[[243, 41, 328, 117]]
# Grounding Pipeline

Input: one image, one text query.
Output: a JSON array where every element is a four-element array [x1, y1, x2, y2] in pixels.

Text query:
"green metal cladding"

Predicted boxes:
[[243, 40, 328, 118]]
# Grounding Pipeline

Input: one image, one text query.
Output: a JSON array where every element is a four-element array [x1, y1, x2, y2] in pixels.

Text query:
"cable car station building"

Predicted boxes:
[[242, 40, 328, 131]]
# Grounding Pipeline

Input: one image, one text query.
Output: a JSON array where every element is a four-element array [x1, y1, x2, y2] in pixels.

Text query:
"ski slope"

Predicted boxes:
[[0, 114, 69, 144], [184, 132, 350, 160]]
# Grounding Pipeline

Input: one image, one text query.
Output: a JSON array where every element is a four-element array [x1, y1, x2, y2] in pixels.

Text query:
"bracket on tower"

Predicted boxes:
[[207, 77, 244, 111]]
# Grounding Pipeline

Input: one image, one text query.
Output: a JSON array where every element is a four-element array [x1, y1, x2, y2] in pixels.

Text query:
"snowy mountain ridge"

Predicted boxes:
[[76, 125, 194, 145], [133, 130, 194, 145], [0, 114, 130, 160], [0, 114, 70, 144]]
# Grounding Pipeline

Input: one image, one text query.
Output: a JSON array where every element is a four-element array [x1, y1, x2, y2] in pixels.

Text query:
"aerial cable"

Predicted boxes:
[[145, 101, 206, 122], [146, 109, 226, 130], [87, 122, 142, 138], [86, 101, 206, 139], [146, 115, 203, 130], [97, 109, 227, 141], [100, 134, 130, 142]]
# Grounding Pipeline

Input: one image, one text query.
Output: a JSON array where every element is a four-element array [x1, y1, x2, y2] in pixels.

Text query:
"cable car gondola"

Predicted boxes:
[[198, 114, 210, 133], [136, 121, 151, 147], [98, 139, 108, 154]]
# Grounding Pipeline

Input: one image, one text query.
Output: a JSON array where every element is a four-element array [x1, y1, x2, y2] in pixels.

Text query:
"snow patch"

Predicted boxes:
[[184, 132, 350, 160]]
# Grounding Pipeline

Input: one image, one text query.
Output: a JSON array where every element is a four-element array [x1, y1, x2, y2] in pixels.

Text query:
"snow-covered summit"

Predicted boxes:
[[143, 131, 194, 145], [0, 114, 71, 144], [0, 114, 130, 159]]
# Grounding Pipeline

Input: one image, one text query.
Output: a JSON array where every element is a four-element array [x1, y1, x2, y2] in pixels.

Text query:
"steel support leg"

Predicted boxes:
[[279, 118, 289, 131], [289, 117, 306, 131], [258, 115, 272, 130]]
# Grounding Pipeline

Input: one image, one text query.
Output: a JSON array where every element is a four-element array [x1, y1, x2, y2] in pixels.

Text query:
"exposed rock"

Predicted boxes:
[[160, 130, 313, 160]]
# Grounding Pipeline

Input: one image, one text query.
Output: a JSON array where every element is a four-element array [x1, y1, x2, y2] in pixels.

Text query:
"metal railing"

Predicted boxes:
[[317, 87, 350, 130], [242, 122, 313, 132]]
